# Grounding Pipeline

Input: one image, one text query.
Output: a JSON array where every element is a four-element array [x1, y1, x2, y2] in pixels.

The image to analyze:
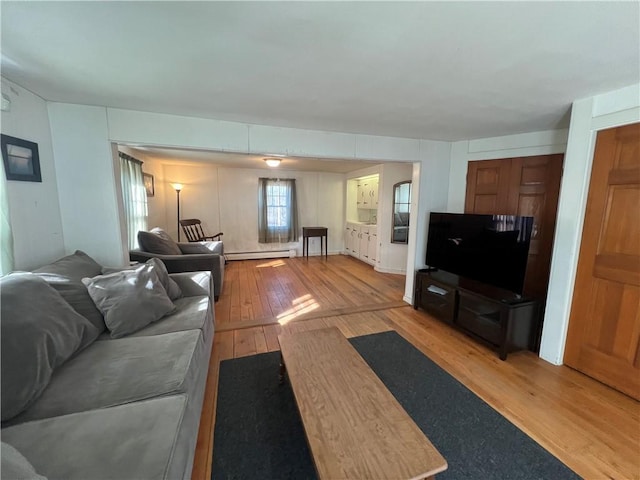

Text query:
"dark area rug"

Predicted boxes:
[[212, 330, 580, 480]]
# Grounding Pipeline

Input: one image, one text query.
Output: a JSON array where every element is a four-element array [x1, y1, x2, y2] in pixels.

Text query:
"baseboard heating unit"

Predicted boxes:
[[225, 249, 296, 261]]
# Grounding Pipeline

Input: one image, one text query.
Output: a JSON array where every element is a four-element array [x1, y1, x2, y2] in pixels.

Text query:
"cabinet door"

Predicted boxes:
[[359, 228, 369, 259], [344, 226, 351, 252], [369, 233, 377, 262], [361, 182, 370, 206], [372, 179, 379, 207], [351, 227, 360, 257]]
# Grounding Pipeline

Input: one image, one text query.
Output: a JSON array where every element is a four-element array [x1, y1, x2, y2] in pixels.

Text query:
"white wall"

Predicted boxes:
[[540, 83, 640, 365], [158, 161, 345, 255], [0, 78, 65, 269], [404, 140, 452, 302], [47, 103, 126, 266], [377, 163, 413, 274]]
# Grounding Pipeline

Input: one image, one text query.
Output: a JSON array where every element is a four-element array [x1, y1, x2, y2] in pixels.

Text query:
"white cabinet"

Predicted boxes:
[[356, 179, 378, 209], [344, 223, 377, 266]]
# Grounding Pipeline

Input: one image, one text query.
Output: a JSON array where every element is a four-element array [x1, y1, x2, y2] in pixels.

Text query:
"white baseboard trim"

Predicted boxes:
[[226, 249, 294, 261], [402, 294, 413, 305], [374, 266, 407, 275]]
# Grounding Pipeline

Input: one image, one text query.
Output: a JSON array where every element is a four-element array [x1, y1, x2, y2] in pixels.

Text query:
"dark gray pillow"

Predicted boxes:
[[137, 230, 182, 255], [1, 273, 101, 421], [1, 442, 47, 480], [82, 264, 176, 339], [33, 250, 106, 332], [101, 258, 182, 300]]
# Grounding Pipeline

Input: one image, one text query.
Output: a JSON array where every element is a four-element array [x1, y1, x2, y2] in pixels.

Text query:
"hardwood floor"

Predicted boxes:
[[193, 256, 639, 480]]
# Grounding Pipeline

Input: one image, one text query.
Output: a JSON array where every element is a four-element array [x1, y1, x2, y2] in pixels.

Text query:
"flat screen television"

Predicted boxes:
[[425, 212, 534, 294]]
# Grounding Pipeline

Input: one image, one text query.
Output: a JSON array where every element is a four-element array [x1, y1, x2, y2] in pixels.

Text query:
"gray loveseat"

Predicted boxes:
[[130, 228, 225, 301], [1, 251, 214, 480]]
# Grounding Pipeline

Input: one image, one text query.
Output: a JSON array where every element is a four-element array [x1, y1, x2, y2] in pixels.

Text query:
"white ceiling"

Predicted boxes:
[[1, 2, 638, 141], [131, 145, 383, 173]]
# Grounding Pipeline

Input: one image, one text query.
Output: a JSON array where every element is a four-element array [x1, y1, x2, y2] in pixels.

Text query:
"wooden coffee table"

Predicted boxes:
[[278, 327, 447, 480]]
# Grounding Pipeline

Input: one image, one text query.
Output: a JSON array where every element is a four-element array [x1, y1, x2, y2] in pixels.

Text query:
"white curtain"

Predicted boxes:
[[119, 153, 147, 250], [0, 159, 14, 274]]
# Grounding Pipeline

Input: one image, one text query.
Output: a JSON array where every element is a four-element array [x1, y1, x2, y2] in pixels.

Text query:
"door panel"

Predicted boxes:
[[465, 160, 511, 214], [564, 123, 640, 400]]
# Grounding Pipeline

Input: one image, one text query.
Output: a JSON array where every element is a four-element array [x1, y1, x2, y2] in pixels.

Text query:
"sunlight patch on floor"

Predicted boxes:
[[256, 260, 286, 268], [277, 294, 319, 324]]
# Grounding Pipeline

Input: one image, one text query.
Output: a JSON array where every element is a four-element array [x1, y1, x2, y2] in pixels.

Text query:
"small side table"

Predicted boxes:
[[302, 227, 328, 259]]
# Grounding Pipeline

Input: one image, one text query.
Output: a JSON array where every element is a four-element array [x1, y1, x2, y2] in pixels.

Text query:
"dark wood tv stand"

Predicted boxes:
[[414, 270, 539, 360]]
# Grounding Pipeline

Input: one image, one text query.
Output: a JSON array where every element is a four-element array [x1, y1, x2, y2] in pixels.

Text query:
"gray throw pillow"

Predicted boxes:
[[0, 273, 101, 421], [101, 258, 182, 300], [82, 264, 176, 339], [137, 230, 182, 255], [150, 227, 174, 243], [33, 250, 106, 332], [1, 442, 47, 480]]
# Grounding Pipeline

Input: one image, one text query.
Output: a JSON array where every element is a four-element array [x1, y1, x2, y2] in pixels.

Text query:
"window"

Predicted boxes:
[[391, 181, 411, 244], [119, 152, 148, 250], [258, 178, 299, 243]]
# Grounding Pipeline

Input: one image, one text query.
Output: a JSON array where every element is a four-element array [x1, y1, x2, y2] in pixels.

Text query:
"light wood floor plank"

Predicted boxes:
[[192, 256, 640, 480]]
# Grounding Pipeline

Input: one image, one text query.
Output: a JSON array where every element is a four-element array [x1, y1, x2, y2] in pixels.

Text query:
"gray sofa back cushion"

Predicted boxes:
[[0, 273, 101, 421], [33, 250, 106, 332], [138, 230, 182, 255], [82, 264, 176, 339]]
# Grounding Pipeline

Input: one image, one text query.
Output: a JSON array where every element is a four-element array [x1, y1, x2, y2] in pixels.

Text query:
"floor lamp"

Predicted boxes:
[[171, 183, 183, 241]]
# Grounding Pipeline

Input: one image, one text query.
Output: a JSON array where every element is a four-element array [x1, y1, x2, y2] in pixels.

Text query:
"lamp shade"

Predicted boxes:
[[171, 183, 183, 192]]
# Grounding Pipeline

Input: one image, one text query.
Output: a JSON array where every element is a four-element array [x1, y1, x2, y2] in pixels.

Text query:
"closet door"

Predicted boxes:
[[465, 159, 512, 214], [507, 155, 564, 299], [564, 123, 640, 400]]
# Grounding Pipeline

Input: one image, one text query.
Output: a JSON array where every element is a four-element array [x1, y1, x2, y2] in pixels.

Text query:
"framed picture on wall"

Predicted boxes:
[[1, 134, 42, 182], [143, 172, 154, 197]]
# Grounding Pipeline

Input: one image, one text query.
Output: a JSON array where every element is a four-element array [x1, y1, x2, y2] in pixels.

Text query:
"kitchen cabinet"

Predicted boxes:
[[344, 223, 377, 266], [356, 179, 379, 209]]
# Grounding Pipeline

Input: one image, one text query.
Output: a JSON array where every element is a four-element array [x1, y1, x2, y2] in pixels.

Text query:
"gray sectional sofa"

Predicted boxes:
[[1, 251, 214, 480]]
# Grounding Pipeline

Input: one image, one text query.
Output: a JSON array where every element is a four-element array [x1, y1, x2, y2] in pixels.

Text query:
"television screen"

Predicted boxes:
[[425, 212, 534, 294]]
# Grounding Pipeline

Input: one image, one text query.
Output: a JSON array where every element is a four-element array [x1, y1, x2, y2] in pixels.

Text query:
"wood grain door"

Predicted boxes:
[[465, 155, 563, 299], [564, 123, 640, 400], [465, 160, 512, 214], [507, 155, 564, 299]]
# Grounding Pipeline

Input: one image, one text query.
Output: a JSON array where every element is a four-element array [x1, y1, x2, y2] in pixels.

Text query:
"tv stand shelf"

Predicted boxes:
[[414, 270, 539, 360]]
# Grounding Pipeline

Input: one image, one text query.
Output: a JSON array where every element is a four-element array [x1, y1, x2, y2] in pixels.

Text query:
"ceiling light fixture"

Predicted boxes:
[[264, 158, 281, 167]]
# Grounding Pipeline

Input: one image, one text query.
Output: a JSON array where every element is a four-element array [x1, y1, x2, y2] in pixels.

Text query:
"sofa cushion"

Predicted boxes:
[[82, 264, 176, 339], [33, 250, 106, 332], [178, 240, 223, 255], [1, 442, 47, 480], [114, 296, 213, 341], [138, 230, 182, 255], [0, 273, 100, 421], [2, 395, 191, 480], [102, 257, 183, 301], [8, 331, 204, 424]]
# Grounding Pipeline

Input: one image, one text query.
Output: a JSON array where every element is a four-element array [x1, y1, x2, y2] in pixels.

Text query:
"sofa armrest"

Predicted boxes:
[[169, 271, 212, 298]]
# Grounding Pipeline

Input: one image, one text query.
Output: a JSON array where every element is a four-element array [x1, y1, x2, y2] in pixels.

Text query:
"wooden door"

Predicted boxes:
[[465, 159, 512, 214], [507, 155, 564, 299], [564, 123, 640, 400]]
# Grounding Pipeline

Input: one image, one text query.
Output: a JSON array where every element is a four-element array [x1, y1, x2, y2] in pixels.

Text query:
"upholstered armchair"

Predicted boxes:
[[129, 228, 225, 301]]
